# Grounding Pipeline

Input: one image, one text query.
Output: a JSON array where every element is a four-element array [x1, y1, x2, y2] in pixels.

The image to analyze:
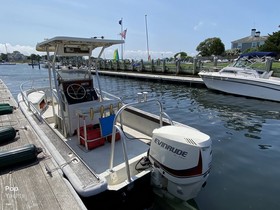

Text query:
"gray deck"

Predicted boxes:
[[38, 105, 150, 177], [0, 80, 85, 210]]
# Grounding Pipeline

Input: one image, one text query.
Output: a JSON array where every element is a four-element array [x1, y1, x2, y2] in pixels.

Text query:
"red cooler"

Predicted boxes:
[[79, 125, 105, 150]]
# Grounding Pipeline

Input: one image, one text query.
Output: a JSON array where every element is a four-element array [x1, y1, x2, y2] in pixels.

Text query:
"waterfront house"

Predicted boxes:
[[231, 29, 268, 52]]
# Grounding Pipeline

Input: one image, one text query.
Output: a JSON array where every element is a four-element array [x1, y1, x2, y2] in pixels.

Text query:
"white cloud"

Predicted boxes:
[[0, 43, 174, 60], [193, 21, 217, 31], [194, 21, 204, 31], [98, 49, 175, 60], [0, 43, 40, 55]]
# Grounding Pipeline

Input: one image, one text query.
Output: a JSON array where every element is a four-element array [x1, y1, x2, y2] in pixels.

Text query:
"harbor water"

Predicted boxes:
[[1, 64, 280, 210]]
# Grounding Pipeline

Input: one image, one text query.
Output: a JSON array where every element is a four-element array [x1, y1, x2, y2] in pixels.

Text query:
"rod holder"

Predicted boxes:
[[137, 92, 143, 102], [143, 92, 148, 102]]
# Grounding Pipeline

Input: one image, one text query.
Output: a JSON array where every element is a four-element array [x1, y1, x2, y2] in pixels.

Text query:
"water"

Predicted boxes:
[[1, 64, 280, 210]]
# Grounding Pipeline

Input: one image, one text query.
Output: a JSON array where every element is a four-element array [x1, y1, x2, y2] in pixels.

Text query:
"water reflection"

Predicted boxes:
[[100, 76, 280, 140], [189, 89, 280, 140]]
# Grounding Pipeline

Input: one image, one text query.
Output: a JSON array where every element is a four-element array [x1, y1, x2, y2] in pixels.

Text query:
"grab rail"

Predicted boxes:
[[19, 80, 55, 122], [109, 93, 174, 182], [20, 81, 44, 121]]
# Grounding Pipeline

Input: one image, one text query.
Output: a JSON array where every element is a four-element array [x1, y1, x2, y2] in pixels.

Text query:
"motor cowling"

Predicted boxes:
[[149, 125, 212, 201]]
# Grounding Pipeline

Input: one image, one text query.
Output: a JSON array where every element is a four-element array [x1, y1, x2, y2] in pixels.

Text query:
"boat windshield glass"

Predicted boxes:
[[233, 58, 251, 68], [57, 69, 91, 81]]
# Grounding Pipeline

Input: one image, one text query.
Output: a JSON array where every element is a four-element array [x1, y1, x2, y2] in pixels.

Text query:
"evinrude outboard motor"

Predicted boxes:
[[149, 125, 212, 201]]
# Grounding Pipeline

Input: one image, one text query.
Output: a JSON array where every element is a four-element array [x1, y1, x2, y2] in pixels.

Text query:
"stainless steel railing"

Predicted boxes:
[[109, 92, 173, 183]]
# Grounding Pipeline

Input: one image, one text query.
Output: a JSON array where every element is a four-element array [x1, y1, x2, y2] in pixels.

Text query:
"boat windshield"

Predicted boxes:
[[233, 56, 268, 72], [57, 69, 91, 82], [233, 58, 252, 68]]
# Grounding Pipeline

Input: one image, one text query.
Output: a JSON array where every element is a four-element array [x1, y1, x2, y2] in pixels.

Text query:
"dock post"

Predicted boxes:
[[193, 58, 197, 74], [176, 59, 180, 75], [265, 57, 272, 71], [151, 59, 154, 72], [38, 58, 40, 69], [31, 59, 34, 69], [116, 60, 119, 71], [138, 59, 143, 72], [162, 59, 166, 73], [213, 56, 218, 67]]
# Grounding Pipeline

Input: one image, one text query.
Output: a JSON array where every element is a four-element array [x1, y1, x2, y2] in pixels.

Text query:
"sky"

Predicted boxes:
[[0, 0, 279, 60]]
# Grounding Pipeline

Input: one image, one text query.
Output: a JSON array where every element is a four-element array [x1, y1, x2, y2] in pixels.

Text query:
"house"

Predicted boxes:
[[231, 29, 268, 52]]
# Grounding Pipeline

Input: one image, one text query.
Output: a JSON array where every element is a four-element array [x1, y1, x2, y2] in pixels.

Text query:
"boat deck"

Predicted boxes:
[[0, 80, 85, 210], [41, 105, 151, 175], [66, 132, 150, 174]]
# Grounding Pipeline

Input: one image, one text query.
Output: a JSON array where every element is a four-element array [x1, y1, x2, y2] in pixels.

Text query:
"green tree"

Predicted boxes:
[[0, 53, 8, 61], [174, 52, 188, 59], [196, 37, 225, 56], [30, 54, 37, 61], [224, 48, 241, 56], [243, 47, 259, 53], [259, 30, 280, 54]]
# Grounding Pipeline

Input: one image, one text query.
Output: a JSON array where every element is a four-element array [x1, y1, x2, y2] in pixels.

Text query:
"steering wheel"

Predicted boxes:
[[66, 84, 86, 100]]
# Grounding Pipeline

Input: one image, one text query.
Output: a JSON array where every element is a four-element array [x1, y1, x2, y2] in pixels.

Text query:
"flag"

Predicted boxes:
[[119, 19, 122, 25], [120, 29, 127, 39], [113, 49, 119, 60]]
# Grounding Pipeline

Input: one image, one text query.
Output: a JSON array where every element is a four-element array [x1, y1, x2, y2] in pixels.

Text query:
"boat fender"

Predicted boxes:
[[0, 127, 18, 144], [0, 144, 43, 169], [0, 103, 11, 107], [0, 105, 14, 115], [0, 103, 16, 110]]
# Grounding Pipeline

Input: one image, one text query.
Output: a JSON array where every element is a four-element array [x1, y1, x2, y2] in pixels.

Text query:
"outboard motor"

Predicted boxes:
[[149, 125, 212, 201]]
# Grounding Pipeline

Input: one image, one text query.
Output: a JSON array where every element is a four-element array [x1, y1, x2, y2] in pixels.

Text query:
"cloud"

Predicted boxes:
[[99, 49, 175, 60], [0, 43, 174, 60], [193, 21, 217, 31], [0, 43, 40, 55], [194, 21, 204, 31]]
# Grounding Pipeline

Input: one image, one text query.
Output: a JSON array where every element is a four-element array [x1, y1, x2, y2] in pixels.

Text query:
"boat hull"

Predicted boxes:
[[199, 73, 280, 102]]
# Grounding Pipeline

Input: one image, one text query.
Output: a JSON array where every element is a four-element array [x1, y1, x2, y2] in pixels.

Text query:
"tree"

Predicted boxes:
[[196, 37, 225, 56], [30, 54, 37, 61], [259, 30, 280, 54], [224, 48, 241, 56], [0, 53, 8, 61], [174, 52, 187, 59], [174, 52, 188, 61]]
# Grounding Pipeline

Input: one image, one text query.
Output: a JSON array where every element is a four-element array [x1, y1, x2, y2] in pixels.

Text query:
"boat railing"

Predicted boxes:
[[19, 80, 50, 122], [98, 89, 122, 101], [109, 92, 173, 183]]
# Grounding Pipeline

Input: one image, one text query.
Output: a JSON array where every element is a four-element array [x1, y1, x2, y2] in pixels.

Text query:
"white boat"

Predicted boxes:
[[198, 52, 280, 102], [0, 62, 16, 65], [18, 36, 212, 208]]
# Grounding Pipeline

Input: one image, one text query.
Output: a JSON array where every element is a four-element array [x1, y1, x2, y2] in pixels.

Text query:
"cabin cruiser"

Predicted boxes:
[[18, 36, 212, 208], [199, 52, 280, 102]]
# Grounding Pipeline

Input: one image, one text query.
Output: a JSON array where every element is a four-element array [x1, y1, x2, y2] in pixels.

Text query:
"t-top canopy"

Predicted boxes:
[[240, 52, 277, 59], [36, 36, 124, 56]]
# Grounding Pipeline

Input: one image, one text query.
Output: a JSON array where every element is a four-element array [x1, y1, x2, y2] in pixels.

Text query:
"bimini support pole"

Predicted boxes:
[[46, 46, 56, 121], [51, 44, 67, 136], [94, 46, 106, 102]]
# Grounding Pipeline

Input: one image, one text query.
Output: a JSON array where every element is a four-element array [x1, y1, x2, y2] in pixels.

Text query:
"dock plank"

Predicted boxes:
[[0, 80, 85, 210]]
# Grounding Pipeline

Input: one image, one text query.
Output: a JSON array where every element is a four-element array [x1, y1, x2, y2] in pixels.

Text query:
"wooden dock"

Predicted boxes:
[[0, 80, 86, 210], [97, 70, 206, 87]]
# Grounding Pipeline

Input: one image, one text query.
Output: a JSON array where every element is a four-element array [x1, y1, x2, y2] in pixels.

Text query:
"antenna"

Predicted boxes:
[[145, 15, 150, 61]]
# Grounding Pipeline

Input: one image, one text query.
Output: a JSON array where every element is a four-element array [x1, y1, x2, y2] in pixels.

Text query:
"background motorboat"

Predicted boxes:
[[198, 52, 280, 102]]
